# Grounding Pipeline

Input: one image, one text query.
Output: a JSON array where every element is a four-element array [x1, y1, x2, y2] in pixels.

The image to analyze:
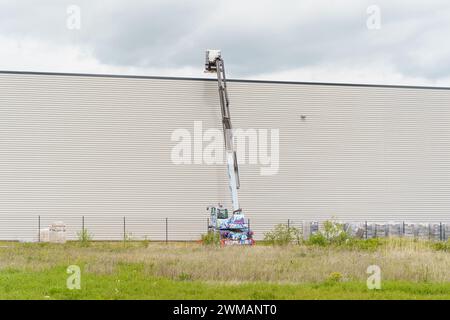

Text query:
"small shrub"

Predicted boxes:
[[345, 238, 383, 251], [307, 233, 328, 246], [305, 220, 349, 246], [177, 272, 192, 281], [326, 272, 343, 283], [77, 229, 93, 247], [322, 220, 349, 245], [121, 232, 136, 248], [201, 231, 220, 246], [263, 224, 301, 245], [431, 241, 450, 252], [141, 236, 150, 248]]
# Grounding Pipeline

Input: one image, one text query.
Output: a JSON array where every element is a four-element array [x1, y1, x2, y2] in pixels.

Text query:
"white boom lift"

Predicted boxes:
[[204, 50, 254, 246]]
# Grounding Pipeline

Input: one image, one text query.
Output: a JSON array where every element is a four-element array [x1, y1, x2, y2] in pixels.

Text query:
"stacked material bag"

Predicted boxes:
[[39, 221, 66, 243]]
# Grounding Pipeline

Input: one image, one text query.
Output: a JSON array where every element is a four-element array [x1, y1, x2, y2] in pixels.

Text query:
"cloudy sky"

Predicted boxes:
[[1, 0, 450, 86]]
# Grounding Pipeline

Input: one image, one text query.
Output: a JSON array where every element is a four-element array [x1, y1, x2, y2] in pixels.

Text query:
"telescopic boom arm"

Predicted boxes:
[[204, 50, 241, 212]]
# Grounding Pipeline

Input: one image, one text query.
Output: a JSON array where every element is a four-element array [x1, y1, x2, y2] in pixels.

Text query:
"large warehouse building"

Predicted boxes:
[[0, 70, 449, 241]]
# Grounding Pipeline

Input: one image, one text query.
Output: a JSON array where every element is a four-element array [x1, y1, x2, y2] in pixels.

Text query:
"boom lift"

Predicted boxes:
[[204, 50, 254, 246]]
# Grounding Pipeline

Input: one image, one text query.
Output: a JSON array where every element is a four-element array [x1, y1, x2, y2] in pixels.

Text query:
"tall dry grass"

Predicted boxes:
[[0, 240, 448, 283]]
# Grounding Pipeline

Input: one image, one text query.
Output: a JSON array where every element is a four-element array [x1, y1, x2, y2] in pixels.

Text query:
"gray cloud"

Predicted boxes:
[[1, 0, 450, 84]]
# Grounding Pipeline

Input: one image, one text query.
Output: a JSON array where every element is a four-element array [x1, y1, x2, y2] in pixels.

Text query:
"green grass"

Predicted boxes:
[[0, 264, 449, 300]]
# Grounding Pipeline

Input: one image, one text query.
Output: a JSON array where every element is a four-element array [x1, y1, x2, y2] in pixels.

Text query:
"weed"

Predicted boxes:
[[263, 224, 301, 245], [76, 229, 93, 247], [431, 240, 450, 252], [306, 220, 350, 246], [326, 272, 343, 283], [201, 231, 220, 246], [177, 272, 192, 281], [141, 236, 150, 248], [344, 238, 383, 251]]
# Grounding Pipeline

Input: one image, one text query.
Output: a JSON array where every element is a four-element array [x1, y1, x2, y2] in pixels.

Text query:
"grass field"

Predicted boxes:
[[0, 240, 449, 299]]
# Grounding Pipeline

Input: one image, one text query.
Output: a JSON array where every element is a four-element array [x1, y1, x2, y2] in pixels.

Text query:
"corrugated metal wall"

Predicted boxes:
[[0, 71, 449, 241]]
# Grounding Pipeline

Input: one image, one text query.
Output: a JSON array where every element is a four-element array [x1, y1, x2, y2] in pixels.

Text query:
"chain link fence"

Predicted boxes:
[[0, 215, 448, 242]]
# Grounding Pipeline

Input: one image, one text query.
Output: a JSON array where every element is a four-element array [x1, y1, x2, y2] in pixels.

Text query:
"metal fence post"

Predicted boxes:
[[165, 217, 168, 243], [428, 224, 431, 241], [365, 221, 368, 239], [287, 219, 290, 229], [402, 221, 405, 237], [82, 216, 85, 233], [38, 215, 41, 242], [123, 216, 126, 241], [440, 222, 443, 241], [248, 218, 251, 232]]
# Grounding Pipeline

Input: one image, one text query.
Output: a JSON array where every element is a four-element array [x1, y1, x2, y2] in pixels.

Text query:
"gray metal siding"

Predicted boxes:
[[0, 72, 449, 240]]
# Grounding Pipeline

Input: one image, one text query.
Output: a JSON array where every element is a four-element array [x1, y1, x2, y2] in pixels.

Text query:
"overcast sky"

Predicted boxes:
[[1, 0, 450, 86]]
